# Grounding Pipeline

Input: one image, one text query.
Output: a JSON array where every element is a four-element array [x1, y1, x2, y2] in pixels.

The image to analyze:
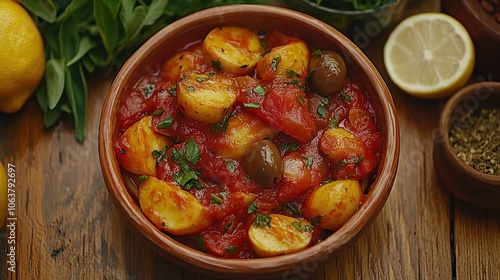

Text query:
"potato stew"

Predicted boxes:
[[114, 27, 381, 258]]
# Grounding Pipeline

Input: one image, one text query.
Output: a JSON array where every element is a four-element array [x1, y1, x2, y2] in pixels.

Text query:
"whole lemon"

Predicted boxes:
[[0, 161, 7, 228], [0, 0, 45, 113]]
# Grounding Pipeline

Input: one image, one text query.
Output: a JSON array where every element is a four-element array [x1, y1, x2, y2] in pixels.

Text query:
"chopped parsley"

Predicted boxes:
[[168, 83, 177, 96], [271, 56, 281, 71], [138, 175, 149, 183], [303, 156, 314, 168], [312, 49, 322, 56], [187, 85, 195, 92], [286, 69, 301, 78], [244, 103, 261, 109], [212, 60, 223, 71], [142, 83, 155, 97], [152, 146, 168, 163], [157, 117, 174, 129], [329, 116, 339, 128], [253, 213, 271, 228], [224, 221, 232, 232], [247, 201, 257, 214], [195, 235, 206, 252], [210, 193, 223, 204], [292, 221, 314, 232], [284, 202, 302, 216], [279, 141, 299, 153], [340, 89, 351, 102], [225, 161, 236, 173], [151, 109, 164, 116], [225, 245, 238, 254], [170, 138, 202, 190], [253, 85, 266, 96], [317, 105, 327, 119], [196, 73, 215, 82]]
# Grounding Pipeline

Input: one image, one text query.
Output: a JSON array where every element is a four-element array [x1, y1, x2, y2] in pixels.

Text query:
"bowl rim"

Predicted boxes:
[[99, 4, 400, 276], [438, 81, 500, 184], [461, 0, 500, 39], [289, 0, 400, 15]]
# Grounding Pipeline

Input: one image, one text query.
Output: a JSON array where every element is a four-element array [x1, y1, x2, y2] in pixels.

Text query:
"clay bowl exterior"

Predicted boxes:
[[99, 5, 400, 279], [442, 0, 500, 80], [433, 82, 500, 211]]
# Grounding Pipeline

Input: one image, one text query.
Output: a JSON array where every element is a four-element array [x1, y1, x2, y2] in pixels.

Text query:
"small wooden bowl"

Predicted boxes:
[[99, 5, 400, 279], [433, 82, 500, 211]]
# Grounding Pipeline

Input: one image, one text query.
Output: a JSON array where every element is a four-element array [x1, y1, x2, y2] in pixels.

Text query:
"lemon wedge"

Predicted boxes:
[[384, 13, 475, 99]]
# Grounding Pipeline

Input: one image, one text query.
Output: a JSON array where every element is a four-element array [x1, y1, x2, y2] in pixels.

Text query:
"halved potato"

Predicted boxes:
[[319, 127, 364, 163], [214, 112, 276, 159], [161, 49, 207, 81], [256, 41, 310, 81], [139, 177, 212, 235], [202, 26, 265, 75], [302, 180, 364, 231], [248, 213, 313, 257], [177, 73, 237, 124], [115, 116, 170, 176]]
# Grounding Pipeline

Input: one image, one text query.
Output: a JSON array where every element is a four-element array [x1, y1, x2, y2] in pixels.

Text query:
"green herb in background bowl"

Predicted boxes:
[[20, 0, 268, 142], [286, 0, 406, 39], [312, 0, 394, 11]]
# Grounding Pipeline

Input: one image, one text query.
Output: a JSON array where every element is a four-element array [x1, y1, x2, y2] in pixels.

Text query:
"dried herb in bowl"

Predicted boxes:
[[449, 108, 500, 175]]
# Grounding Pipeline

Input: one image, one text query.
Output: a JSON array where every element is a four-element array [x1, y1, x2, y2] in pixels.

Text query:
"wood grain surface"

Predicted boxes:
[[1, 0, 499, 279]]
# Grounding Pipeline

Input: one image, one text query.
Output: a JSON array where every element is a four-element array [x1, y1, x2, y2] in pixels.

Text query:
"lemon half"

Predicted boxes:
[[384, 13, 474, 99]]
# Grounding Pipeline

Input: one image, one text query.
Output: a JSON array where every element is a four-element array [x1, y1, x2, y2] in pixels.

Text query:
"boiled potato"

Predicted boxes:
[[202, 26, 265, 75], [248, 213, 313, 257], [319, 127, 364, 163], [115, 116, 170, 176], [302, 180, 364, 231], [256, 41, 310, 81], [139, 177, 212, 235], [214, 112, 276, 159], [177, 73, 237, 124], [161, 49, 207, 81]]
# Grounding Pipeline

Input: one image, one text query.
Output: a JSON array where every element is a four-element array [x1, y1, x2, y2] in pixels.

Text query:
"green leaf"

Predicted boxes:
[[94, 0, 119, 54], [103, 0, 122, 18], [185, 138, 200, 165], [20, 0, 57, 23], [120, 5, 146, 43], [143, 0, 169, 26], [59, 16, 80, 62], [65, 63, 88, 142], [45, 58, 66, 110], [67, 37, 97, 67]]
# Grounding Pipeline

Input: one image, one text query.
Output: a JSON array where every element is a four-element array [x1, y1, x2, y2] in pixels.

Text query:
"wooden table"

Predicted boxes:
[[1, 0, 499, 279]]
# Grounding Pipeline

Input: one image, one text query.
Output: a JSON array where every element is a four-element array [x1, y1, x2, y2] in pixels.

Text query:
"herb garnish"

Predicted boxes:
[[138, 175, 149, 183], [210, 193, 223, 204], [303, 156, 314, 168], [284, 202, 302, 216], [225, 161, 236, 173], [253, 85, 266, 96], [292, 221, 314, 232], [247, 201, 257, 214], [312, 49, 322, 56], [212, 60, 223, 71], [271, 56, 281, 71], [157, 117, 174, 129], [244, 103, 261, 109], [329, 115, 339, 128], [142, 83, 155, 97], [152, 109, 164, 116], [170, 138, 202, 190], [225, 245, 238, 254], [152, 146, 168, 163], [340, 89, 351, 102], [279, 141, 299, 153], [253, 213, 271, 228]]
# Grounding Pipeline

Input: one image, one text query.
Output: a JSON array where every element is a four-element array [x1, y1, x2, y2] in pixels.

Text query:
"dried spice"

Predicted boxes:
[[449, 108, 500, 175]]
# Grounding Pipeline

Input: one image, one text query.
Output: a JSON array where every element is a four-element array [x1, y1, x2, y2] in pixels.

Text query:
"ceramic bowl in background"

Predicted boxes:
[[285, 0, 407, 41], [442, 0, 500, 80], [99, 5, 400, 279], [433, 82, 500, 211]]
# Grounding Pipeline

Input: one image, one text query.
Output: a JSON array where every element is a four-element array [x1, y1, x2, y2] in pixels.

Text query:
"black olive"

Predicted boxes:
[[308, 50, 347, 97], [243, 140, 283, 188]]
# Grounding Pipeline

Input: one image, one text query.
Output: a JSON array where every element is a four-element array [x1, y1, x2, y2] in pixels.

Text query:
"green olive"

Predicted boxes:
[[308, 50, 347, 97], [243, 140, 283, 187]]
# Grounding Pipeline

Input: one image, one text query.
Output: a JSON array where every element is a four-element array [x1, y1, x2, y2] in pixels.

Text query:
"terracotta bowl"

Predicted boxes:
[[433, 82, 500, 211], [99, 5, 400, 279], [442, 0, 500, 80]]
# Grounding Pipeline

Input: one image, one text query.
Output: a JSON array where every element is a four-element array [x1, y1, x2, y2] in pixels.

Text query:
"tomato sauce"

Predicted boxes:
[[114, 29, 381, 258]]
